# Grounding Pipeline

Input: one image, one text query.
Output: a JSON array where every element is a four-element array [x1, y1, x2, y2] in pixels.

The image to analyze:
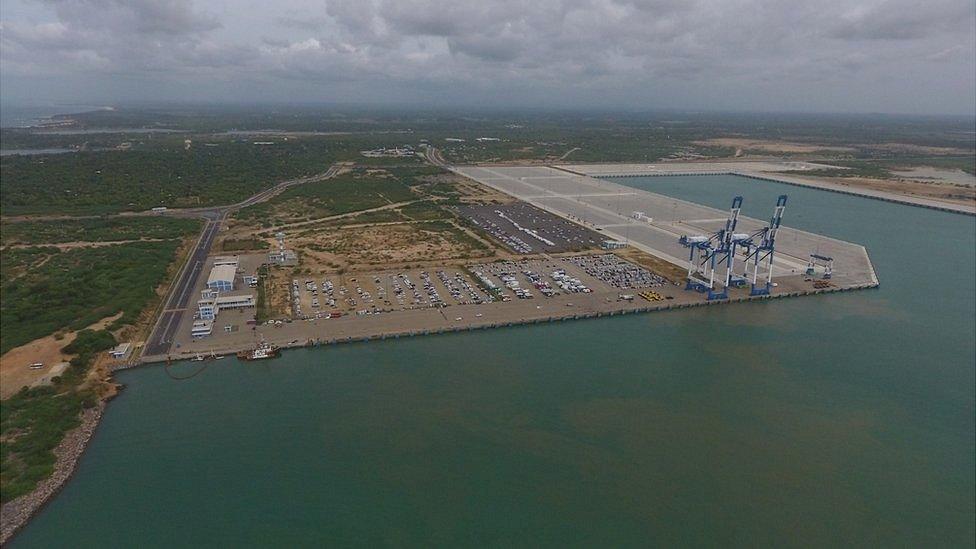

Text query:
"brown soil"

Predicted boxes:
[[0, 312, 123, 399], [694, 138, 855, 154], [858, 143, 970, 155], [292, 221, 498, 272], [821, 176, 976, 205]]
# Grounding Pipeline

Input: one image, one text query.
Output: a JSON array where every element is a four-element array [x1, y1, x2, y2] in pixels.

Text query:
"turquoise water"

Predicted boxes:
[[13, 175, 975, 547]]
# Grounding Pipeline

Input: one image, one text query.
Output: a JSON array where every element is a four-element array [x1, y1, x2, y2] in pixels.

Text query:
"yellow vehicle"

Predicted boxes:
[[639, 291, 664, 302]]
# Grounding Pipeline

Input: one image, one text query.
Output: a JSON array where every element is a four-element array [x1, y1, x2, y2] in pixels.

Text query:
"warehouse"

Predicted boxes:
[[207, 264, 236, 291]]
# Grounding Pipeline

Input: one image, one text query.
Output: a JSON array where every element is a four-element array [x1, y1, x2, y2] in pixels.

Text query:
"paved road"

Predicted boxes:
[[143, 218, 223, 356], [142, 165, 340, 358]]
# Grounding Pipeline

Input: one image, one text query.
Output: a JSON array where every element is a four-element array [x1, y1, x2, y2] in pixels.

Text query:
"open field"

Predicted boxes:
[[286, 220, 496, 271], [693, 138, 856, 154], [234, 169, 417, 226], [0, 313, 121, 399]]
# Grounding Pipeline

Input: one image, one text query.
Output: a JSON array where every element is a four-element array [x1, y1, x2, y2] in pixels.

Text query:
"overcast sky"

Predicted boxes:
[[1, 0, 974, 115]]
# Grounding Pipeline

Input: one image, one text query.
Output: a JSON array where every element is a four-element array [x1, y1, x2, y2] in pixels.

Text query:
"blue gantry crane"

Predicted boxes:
[[739, 194, 789, 296], [679, 196, 747, 300]]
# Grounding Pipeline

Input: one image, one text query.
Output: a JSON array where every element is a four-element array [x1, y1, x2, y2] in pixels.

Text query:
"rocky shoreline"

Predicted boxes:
[[0, 403, 105, 545]]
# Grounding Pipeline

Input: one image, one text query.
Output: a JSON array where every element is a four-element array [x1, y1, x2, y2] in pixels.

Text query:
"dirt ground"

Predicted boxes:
[[694, 138, 856, 154], [820, 175, 976, 205], [859, 142, 971, 155], [0, 312, 122, 399], [291, 220, 498, 271]]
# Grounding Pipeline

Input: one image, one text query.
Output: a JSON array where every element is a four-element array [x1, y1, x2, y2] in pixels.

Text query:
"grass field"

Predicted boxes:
[[0, 216, 202, 246], [235, 170, 418, 224], [0, 240, 183, 354]]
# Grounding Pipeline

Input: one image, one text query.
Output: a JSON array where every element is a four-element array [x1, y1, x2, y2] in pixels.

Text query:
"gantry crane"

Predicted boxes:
[[739, 194, 788, 296], [679, 196, 747, 299]]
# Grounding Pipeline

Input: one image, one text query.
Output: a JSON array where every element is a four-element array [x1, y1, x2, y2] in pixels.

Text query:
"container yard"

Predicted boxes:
[[450, 166, 878, 289]]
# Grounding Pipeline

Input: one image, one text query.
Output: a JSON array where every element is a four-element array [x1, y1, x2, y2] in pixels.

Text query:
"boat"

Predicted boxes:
[[237, 342, 280, 361]]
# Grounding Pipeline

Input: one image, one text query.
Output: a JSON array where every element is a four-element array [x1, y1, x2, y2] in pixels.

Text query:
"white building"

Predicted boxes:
[[191, 319, 213, 338], [212, 256, 240, 268], [207, 264, 236, 292], [108, 342, 131, 358], [216, 293, 256, 310]]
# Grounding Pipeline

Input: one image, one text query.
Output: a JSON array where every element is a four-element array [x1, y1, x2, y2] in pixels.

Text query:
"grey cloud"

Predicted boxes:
[[0, 0, 973, 114], [42, 0, 219, 35], [828, 0, 974, 40]]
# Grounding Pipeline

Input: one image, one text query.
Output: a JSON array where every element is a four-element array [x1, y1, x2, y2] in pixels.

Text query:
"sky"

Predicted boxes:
[[1, 0, 974, 115]]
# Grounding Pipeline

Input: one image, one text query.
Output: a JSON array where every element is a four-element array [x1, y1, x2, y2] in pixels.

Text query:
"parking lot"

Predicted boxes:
[[471, 256, 635, 302], [565, 253, 667, 289], [290, 268, 495, 319], [457, 203, 603, 254]]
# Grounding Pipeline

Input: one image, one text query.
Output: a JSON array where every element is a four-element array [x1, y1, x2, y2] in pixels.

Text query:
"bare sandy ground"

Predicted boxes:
[[0, 312, 122, 398], [821, 175, 975, 204], [890, 167, 976, 187], [561, 162, 975, 213], [693, 138, 855, 154]]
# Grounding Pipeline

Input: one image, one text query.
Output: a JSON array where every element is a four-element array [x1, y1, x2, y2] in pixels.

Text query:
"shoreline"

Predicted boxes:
[[0, 399, 109, 545], [0, 279, 879, 544], [140, 279, 879, 365]]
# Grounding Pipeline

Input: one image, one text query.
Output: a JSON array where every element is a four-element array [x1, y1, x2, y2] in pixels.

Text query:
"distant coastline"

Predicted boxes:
[[0, 104, 112, 129]]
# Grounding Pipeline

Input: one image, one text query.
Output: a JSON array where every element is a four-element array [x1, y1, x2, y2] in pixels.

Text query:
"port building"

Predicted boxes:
[[207, 264, 236, 292]]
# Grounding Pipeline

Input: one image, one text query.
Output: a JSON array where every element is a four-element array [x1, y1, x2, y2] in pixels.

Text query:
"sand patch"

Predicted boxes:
[[0, 312, 122, 399], [694, 138, 855, 154]]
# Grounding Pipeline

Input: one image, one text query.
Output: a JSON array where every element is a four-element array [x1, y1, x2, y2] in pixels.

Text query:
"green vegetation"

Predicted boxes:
[[220, 238, 269, 252], [62, 329, 117, 370], [235, 170, 417, 223], [398, 200, 450, 221], [0, 139, 342, 215], [0, 216, 201, 246], [0, 246, 58, 281], [0, 328, 115, 503], [1, 386, 92, 502], [0, 240, 181, 354], [255, 266, 271, 323], [386, 165, 447, 186], [784, 160, 893, 179], [802, 156, 976, 179]]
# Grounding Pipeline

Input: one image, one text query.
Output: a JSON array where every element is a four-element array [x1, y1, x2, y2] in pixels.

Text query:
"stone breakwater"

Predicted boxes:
[[0, 403, 104, 545]]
